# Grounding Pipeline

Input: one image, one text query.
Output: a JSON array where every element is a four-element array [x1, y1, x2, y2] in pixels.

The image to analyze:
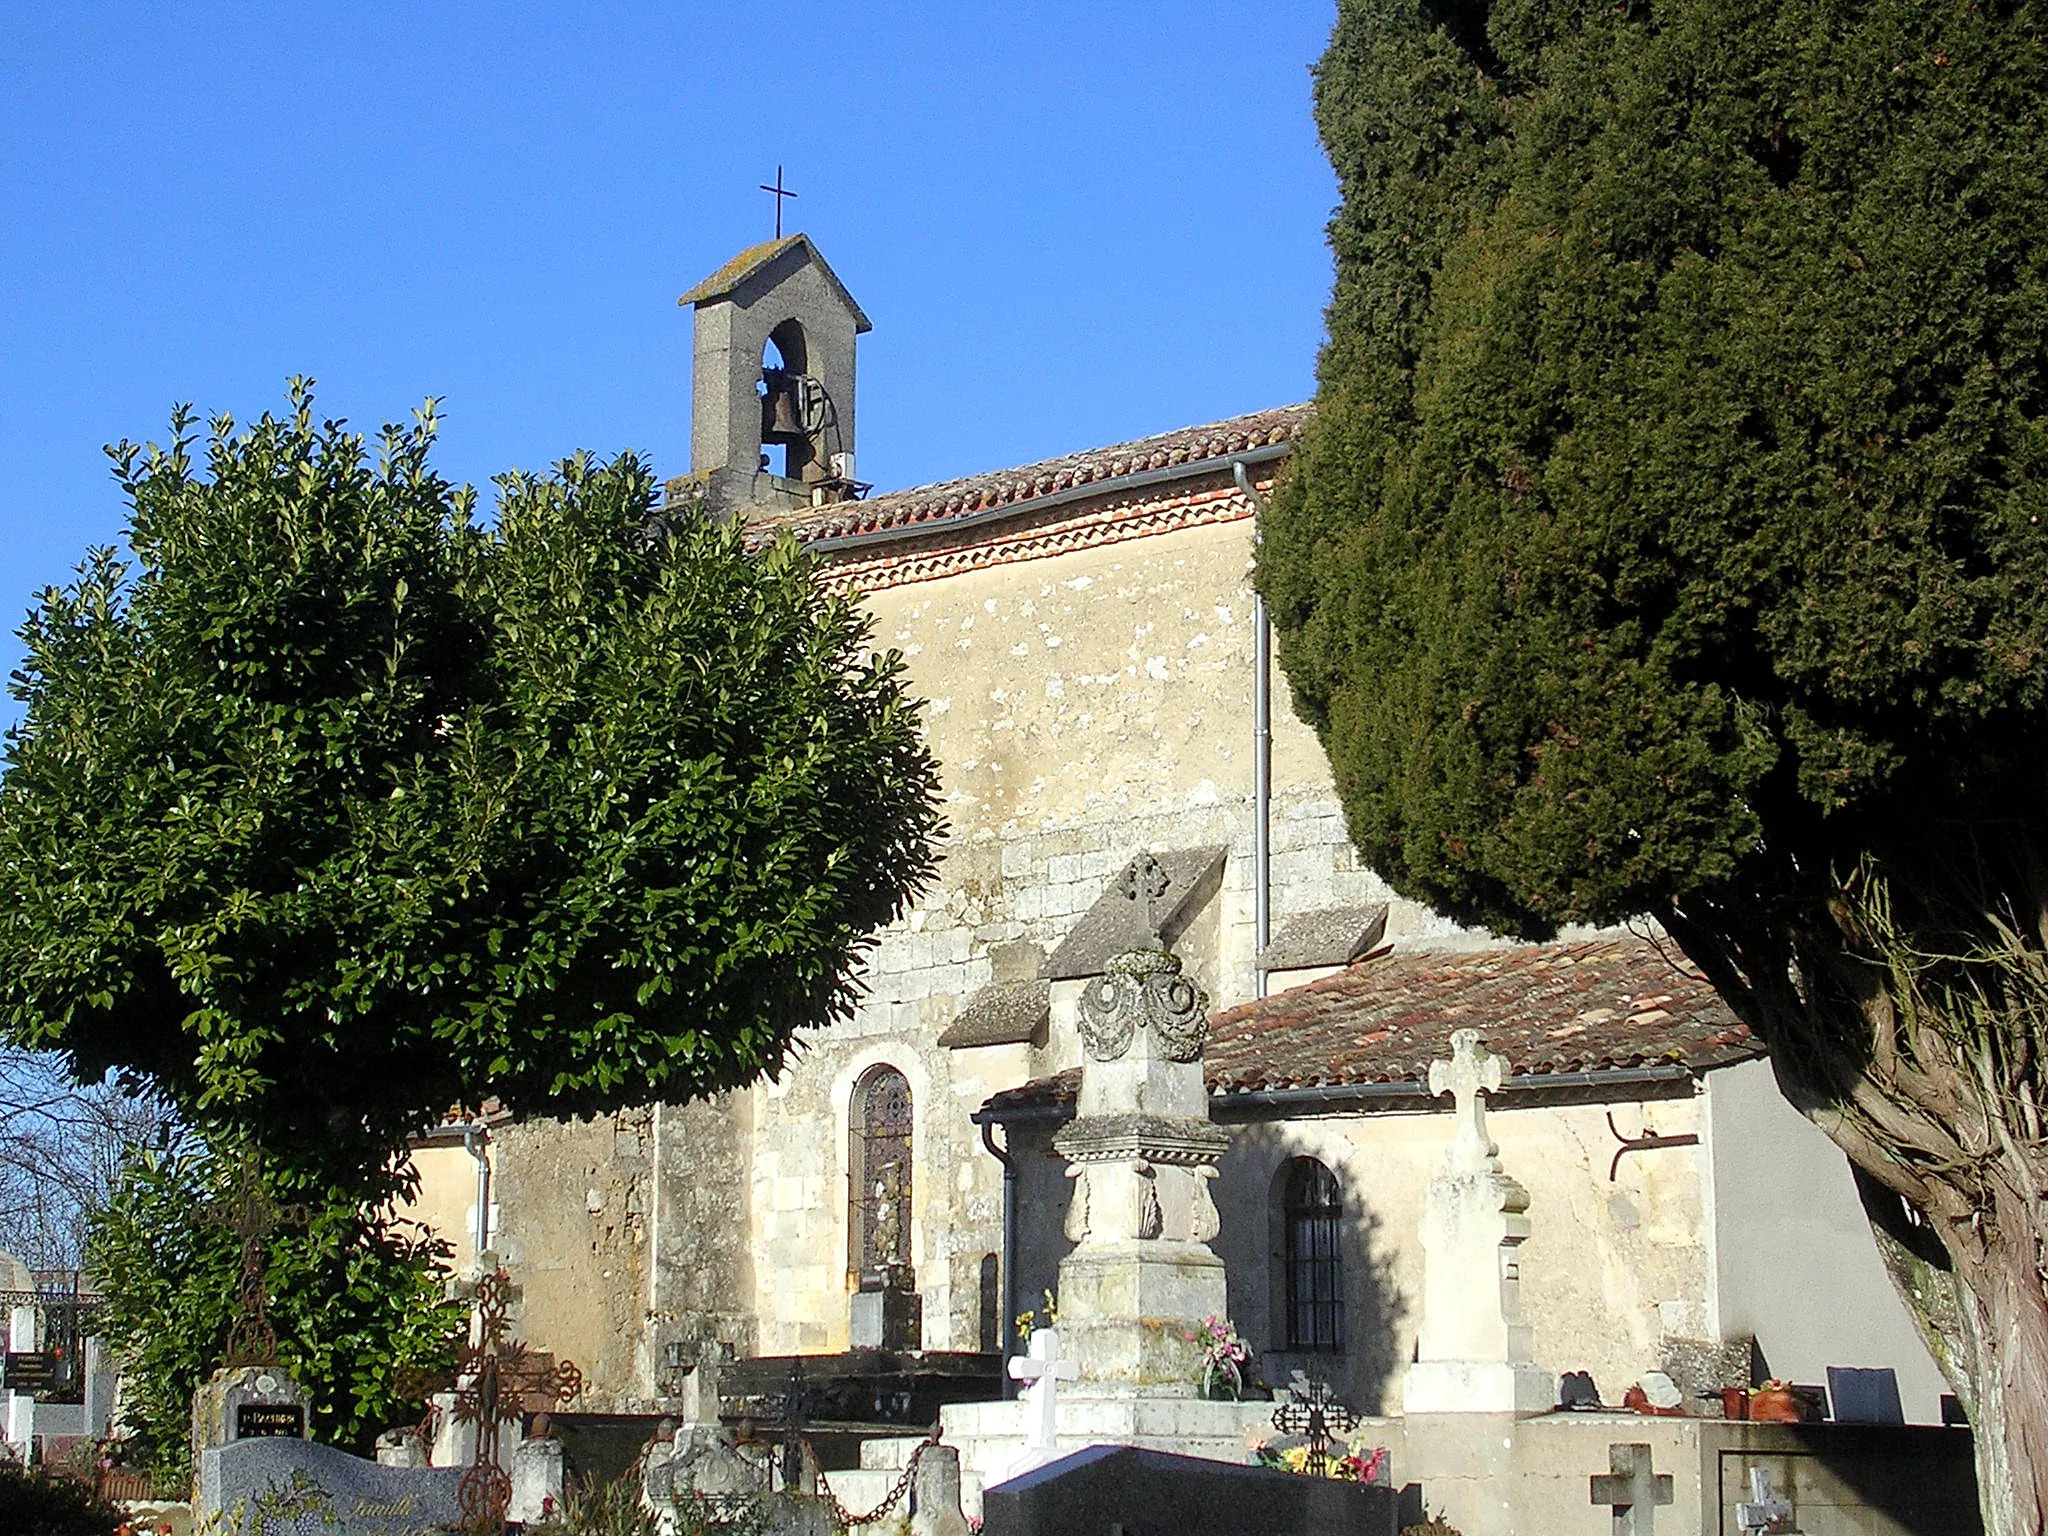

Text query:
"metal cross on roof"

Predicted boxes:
[[759, 165, 798, 240], [1272, 1370, 1359, 1478], [198, 1156, 310, 1368]]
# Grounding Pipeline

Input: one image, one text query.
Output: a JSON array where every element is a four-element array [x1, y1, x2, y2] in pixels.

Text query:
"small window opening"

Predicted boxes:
[[1283, 1157, 1345, 1353]]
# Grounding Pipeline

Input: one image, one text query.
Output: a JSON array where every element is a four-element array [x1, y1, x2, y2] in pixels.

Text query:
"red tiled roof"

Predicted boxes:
[[980, 937, 1760, 1118], [752, 403, 1310, 545]]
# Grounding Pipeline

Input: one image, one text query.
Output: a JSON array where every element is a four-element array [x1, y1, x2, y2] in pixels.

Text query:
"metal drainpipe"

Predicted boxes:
[[461, 1124, 492, 1259], [978, 1116, 1019, 1393], [1232, 459, 1273, 1000]]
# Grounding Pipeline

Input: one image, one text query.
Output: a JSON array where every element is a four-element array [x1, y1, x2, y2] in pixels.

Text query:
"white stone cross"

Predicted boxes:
[[1428, 1027, 1506, 1172], [1006, 1327, 1077, 1452], [1736, 1467, 1796, 1533]]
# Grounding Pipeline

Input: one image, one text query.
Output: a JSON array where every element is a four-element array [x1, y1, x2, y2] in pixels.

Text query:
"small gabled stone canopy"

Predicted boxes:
[[677, 233, 870, 519], [938, 979, 1052, 1050], [1255, 903, 1388, 973], [1040, 846, 1228, 981]]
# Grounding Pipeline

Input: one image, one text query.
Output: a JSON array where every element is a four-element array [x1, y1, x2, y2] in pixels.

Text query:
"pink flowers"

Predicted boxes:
[[1183, 1315, 1250, 1370]]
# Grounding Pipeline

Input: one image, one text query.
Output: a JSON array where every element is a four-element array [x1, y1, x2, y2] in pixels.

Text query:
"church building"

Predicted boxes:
[[402, 236, 1950, 1436]]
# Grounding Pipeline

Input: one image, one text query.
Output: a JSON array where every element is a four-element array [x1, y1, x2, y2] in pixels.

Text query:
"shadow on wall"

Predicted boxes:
[[1222, 1121, 1408, 1416]]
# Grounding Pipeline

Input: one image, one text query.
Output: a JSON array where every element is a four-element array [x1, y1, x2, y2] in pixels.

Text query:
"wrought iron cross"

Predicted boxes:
[[759, 166, 798, 239], [198, 1157, 310, 1368], [403, 1269, 582, 1535], [1272, 1371, 1359, 1478]]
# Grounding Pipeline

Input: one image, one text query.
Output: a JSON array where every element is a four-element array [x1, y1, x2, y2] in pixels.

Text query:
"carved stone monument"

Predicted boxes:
[[1401, 1029, 1554, 1416], [1050, 853, 1230, 1392]]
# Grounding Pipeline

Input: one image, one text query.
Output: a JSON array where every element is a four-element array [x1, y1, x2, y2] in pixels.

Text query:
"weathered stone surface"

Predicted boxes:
[[938, 979, 1050, 1049], [1042, 848, 1227, 981], [190, 1365, 309, 1478], [199, 1436, 463, 1535], [1254, 902, 1388, 971]]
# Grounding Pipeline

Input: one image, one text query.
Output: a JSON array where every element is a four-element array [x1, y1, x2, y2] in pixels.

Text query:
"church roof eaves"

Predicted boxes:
[[975, 937, 1763, 1123], [749, 402, 1311, 548]]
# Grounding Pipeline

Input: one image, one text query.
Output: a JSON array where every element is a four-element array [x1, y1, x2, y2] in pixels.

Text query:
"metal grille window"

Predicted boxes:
[[1283, 1157, 1345, 1353], [850, 1066, 913, 1287]]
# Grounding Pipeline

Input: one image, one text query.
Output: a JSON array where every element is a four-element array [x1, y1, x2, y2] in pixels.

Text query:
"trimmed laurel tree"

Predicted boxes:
[[0, 384, 942, 1188]]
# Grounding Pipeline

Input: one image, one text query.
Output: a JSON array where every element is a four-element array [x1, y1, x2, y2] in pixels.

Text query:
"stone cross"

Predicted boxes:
[[1006, 1327, 1076, 1452], [1736, 1467, 1796, 1533], [1115, 851, 1171, 948], [1591, 1443, 1674, 1536], [1428, 1027, 1506, 1173]]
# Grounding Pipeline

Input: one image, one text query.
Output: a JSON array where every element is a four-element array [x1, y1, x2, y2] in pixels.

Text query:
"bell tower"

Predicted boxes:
[[677, 234, 871, 518]]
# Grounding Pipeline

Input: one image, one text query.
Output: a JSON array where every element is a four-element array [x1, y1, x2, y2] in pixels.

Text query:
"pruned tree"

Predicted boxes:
[[0, 383, 943, 1192], [1266, 2, 2048, 1528]]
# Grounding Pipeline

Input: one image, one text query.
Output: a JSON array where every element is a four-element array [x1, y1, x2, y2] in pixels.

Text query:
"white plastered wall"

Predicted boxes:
[[1702, 1056, 1950, 1421]]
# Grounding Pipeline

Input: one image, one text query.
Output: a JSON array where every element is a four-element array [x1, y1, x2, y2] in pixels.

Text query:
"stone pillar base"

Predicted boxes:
[[1401, 1359, 1554, 1417], [1056, 1241, 1226, 1392]]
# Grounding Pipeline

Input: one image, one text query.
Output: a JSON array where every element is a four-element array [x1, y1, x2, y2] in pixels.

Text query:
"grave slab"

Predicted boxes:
[[980, 1443, 1397, 1536], [199, 1435, 464, 1535]]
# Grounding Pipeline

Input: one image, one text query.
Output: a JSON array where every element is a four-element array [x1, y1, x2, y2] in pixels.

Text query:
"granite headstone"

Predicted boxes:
[[201, 1435, 464, 1535]]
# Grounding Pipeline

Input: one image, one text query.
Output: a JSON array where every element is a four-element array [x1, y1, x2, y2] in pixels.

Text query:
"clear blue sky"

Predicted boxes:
[[1, 3, 1338, 707]]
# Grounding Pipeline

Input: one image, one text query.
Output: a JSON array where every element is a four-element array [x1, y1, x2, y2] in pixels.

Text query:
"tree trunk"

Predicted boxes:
[[1945, 1182, 2048, 1536], [1664, 873, 2048, 1536]]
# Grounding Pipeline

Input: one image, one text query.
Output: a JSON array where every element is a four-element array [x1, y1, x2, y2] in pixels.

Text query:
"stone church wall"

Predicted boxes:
[[1006, 1090, 1714, 1414], [403, 500, 1485, 1389], [740, 512, 1466, 1357]]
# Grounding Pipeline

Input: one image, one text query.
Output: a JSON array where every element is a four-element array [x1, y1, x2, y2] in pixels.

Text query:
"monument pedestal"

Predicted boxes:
[[1051, 936, 1231, 1396], [1054, 1241, 1225, 1393], [1401, 1360, 1555, 1417], [850, 1284, 922, 1351]]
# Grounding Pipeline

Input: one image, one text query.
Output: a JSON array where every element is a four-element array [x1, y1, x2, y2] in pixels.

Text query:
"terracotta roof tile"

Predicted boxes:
[[980, 937, 1759, 1118], [749, 403, 1311, 545]]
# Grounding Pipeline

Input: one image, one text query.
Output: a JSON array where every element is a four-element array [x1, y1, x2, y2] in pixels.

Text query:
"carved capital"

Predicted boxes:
[[1077, 948, 1210, 1063]]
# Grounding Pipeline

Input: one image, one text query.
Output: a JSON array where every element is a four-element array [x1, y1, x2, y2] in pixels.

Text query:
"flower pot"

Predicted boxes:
[[1720, 1387, 1749, 1420], [1749, 1387, 1803, 1424], [1201, 1358, 1243, 1401]]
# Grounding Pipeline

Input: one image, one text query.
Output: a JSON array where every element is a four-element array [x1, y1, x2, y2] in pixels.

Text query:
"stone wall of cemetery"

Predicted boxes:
[[487, 1110, 656, 1410]]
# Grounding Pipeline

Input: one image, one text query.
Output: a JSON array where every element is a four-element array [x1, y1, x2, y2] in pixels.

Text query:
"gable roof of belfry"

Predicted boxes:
[[677, 232, 873, 332], [752, 402, 1310, 546], [977, 937, 1763, 1124]]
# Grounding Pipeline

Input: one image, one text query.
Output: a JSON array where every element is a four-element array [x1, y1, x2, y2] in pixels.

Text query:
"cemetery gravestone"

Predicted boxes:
[[201, 1436, 464, 1536], [1825, 1366, 1904, 1426], [191, 1364, 311, 1484], [981, 1444, 1397, 1536]]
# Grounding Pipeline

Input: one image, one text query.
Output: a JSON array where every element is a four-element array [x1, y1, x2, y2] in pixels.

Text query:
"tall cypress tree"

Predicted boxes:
[[1268, 3, 2048, 1527]]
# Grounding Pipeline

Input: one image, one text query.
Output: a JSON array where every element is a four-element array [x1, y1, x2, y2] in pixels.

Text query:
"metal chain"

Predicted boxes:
[[801, 1429, 940, 1530]]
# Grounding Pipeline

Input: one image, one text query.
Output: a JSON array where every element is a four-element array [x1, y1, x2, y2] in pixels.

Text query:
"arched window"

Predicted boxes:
[[1282, 1157, 1344, 1352], [849, 1065, 913, 1289]]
